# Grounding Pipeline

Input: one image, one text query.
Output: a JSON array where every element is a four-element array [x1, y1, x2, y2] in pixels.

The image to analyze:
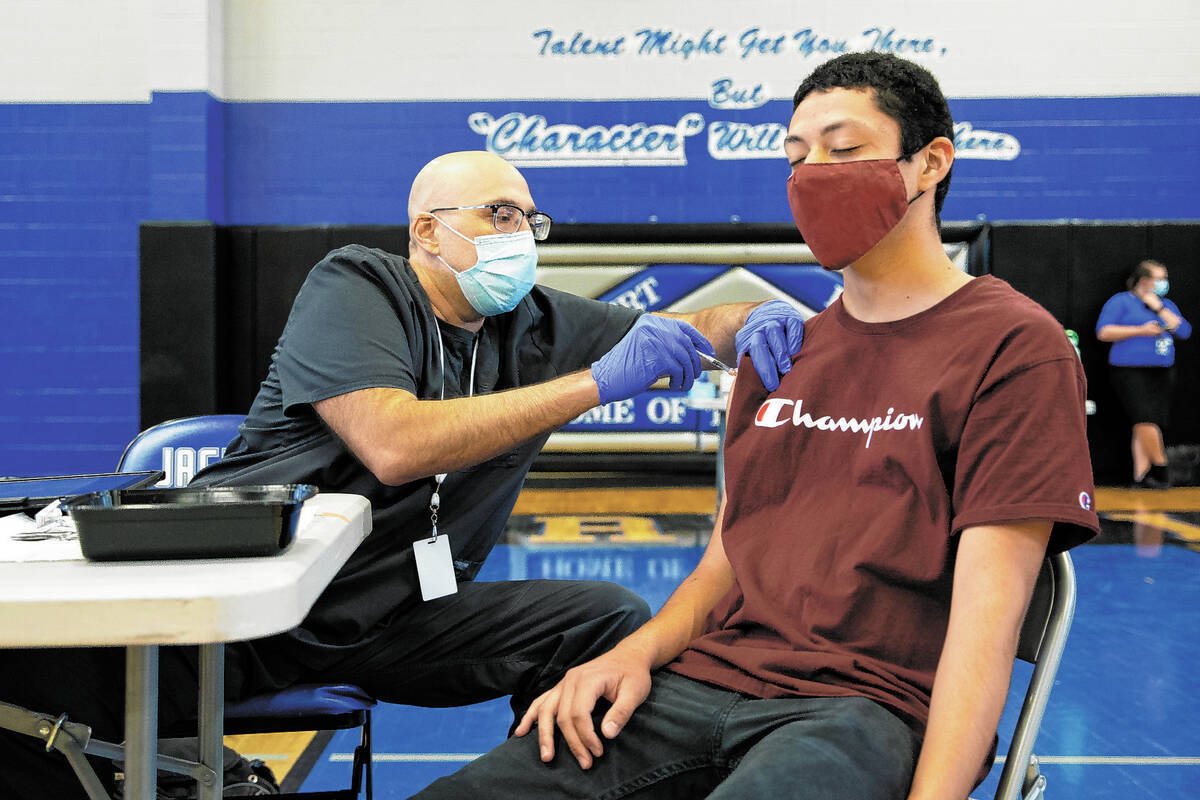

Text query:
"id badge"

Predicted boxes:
[[413, 534, 458, 601]]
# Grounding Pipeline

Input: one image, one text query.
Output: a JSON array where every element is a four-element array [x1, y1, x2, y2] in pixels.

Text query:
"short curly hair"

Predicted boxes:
[[793, 53, 955, 222]]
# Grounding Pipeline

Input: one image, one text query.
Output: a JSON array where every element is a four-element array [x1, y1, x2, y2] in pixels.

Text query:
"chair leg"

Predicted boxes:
[[348, 710, 372, 800], [364, 710, 373, 800], [1022, 754, 1047, 800], [0, 703, 115, 800]]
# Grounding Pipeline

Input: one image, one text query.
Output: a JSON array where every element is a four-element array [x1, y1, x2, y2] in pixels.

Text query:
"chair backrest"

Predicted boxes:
[[994, 550, 1077, 800], [117, 415, 244, 488]]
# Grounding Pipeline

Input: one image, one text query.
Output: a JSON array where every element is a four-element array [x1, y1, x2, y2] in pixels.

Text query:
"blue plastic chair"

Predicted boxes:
[[117, 414, 245, 489], [119, 415, 376, 798]]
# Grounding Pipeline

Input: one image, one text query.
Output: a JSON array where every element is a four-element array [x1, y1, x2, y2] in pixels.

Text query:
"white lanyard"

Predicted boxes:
[[414, 327, 480, 602], [434, 326, 480, 402], [430, 326, 479, 536]]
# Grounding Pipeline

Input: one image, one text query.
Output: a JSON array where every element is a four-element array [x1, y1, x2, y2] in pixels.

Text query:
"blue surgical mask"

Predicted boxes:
[[436, 222, 538, 316], [1153, 278, 1169, 297]]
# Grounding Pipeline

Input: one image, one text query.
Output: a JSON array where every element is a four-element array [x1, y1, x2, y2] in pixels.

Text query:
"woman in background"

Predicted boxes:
[[1096, 260, 1192, 489]]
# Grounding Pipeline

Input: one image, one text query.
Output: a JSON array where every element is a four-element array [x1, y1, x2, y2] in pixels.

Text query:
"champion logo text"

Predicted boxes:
[[753, 398, 924, 448]]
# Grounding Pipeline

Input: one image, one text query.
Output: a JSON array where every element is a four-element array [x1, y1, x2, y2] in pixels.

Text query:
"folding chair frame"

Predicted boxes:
[[993, 550, 1077, 800]]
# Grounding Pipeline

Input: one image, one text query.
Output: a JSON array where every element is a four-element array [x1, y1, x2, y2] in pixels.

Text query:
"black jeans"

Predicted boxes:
[[414, 670, 922, 800], [0, 579, 649, 799]]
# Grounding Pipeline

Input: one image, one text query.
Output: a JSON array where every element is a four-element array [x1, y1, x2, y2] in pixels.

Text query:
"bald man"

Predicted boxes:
[[0, 151, 805, 799]]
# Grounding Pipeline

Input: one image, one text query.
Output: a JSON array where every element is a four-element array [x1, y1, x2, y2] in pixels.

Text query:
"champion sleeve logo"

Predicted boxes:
[[754, 397, 925, 449]]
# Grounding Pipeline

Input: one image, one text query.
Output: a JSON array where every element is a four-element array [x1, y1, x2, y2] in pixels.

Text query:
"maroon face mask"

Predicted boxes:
[[786, 157, 919, 270]]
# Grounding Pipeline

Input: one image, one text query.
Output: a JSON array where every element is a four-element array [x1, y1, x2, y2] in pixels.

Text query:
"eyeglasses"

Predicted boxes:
[[429, 204, 553, 241]]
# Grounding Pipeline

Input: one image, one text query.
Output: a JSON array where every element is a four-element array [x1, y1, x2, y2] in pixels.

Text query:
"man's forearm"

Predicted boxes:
[[614, 563, 732, 670], [658, 302, 759, 363], [611, 513, 735, 670], [317, 370, 600, 485]]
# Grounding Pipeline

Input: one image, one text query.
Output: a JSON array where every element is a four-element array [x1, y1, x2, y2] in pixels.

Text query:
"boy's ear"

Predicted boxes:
[[919, 136, 955, 191]]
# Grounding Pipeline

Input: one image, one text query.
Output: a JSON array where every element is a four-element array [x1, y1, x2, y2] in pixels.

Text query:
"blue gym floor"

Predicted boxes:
[[295, 509, 1200, 799]]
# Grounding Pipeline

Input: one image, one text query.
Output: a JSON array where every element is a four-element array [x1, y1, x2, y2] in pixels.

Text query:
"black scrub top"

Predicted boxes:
[[190, 245, 640, 677]]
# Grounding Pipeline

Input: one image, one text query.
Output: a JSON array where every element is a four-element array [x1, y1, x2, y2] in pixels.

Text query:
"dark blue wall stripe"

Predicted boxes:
[[220, 96, 1200, 225]]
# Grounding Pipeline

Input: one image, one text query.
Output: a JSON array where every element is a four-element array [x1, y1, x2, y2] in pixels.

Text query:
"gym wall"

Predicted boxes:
[[2, 0, 1198, 478]]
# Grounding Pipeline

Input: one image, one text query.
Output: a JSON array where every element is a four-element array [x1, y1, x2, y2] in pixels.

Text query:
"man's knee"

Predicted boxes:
[[580, 581, 651, 634]]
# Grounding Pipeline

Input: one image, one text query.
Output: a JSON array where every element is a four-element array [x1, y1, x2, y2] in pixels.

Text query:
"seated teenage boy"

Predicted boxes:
[[411, 52, 1100, 800]]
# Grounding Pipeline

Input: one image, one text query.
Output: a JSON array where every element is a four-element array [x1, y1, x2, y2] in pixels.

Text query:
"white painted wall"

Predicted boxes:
[[221, 0, 1200, 100], [2, 0, 151, 101], [2, 0, 1198, 102], [1, 0, 218, 101], [147, 0, 224, 96]]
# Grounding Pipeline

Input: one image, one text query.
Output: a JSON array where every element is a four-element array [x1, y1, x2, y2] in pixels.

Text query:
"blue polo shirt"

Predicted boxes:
[[1096, 291, 1191, 367]]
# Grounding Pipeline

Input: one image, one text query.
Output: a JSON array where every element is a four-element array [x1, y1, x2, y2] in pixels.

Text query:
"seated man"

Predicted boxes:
[[413, 53, 1099, 800], [0, 150, 805, 799]]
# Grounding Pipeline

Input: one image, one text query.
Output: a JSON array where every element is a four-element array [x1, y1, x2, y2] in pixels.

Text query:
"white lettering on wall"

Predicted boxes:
[[572, 400, 636, 425], [953, 122, 1021, 161], [468, 112, 705, 167]]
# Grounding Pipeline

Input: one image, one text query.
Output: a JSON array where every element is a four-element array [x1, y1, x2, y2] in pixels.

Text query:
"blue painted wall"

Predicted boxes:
[[221, 96, 1200, 224], [1, 102, 148, 476], [2, 93, 1197, 476]]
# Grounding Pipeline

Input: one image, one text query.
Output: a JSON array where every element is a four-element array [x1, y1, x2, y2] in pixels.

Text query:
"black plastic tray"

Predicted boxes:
[[64, 484, 318, 561]]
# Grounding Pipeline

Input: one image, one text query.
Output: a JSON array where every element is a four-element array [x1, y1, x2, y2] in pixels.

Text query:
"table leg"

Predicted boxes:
[[124, 645, 158, 800], [197, 643, 225, 800]]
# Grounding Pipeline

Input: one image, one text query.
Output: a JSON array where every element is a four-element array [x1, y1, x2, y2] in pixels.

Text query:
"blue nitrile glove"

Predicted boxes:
[[735, 300, 805, 391], [591, 315, 714, 405]]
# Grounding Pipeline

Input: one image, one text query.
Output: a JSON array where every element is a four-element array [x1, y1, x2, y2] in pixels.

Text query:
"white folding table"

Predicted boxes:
[[0, 492, 371, 800]]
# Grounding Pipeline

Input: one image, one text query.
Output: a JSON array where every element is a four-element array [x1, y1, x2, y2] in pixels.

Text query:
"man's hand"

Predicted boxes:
[[513, 645, 654, 769], [591, 316, 714, 404], [735, 300, 805, 391]]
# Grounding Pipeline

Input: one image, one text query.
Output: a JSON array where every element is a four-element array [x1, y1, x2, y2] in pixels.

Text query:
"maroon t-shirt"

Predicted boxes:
[[669, 276, 1099, 737]]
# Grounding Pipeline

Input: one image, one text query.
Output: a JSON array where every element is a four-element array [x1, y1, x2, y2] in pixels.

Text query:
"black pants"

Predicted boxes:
[[1110, 365, 1175, 427], [0, 579, 649, 799]]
